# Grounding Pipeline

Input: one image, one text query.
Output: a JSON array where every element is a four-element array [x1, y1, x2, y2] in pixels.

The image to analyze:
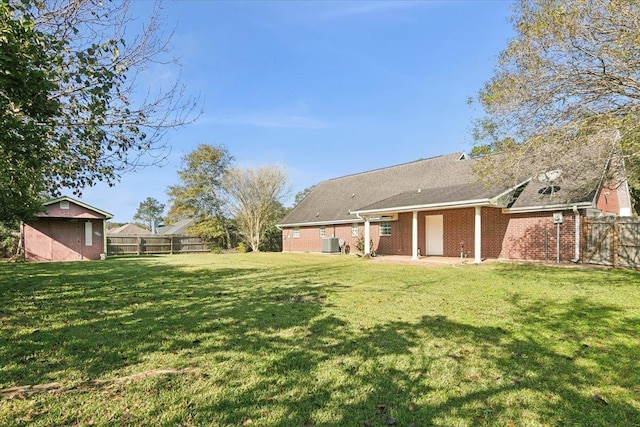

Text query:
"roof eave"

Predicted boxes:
[[503, 201, 593, 214], [276, 218, 362, 228], [352, 198, 495, 216]]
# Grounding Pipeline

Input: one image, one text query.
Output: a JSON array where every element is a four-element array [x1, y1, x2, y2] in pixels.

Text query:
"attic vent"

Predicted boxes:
[[351, 193, 355, 198], [538, 185, 561, 196], [60, 201, 70, 209], [458, 152, 468, 161]]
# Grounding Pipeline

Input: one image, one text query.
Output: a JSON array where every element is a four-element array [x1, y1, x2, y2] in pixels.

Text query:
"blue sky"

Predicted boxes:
[[78, 0, 515, 222]]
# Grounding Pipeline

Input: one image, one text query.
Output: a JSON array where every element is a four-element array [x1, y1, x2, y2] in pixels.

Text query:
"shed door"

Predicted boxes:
[[52, 221, 83, 261], [425, 215, 444, 256]]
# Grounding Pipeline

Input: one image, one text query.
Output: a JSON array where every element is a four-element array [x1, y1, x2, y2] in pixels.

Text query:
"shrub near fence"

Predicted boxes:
[[107, 235, 209, 256], [583, 217, 640, 268]]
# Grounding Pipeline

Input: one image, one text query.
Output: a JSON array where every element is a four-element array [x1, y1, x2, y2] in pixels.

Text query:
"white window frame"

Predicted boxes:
[[351, 223, 359, 237], [379, 221, 391, 237], [319, 226, 326, 237], [292, 227, 300, 238], [60, 200, 70, 210]]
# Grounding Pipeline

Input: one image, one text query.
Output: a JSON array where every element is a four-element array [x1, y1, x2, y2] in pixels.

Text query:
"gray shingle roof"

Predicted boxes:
[[357, 182, 499, 212], [278, 152, 508, 226], [157, 218, 196, 235], [278, 150, 608, 227], [107, 223, 152, 236]]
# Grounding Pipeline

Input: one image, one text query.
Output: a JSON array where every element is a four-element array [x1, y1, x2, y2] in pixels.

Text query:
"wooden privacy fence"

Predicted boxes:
[[583, 217, 640, 268], [107, 235, 209, 256]]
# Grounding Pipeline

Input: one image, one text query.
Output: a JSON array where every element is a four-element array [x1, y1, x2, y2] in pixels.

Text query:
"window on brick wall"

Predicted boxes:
[[380, 221, 391, 236], [351, 223, 359, 237], [320, 226, 326, 237], [292, 227, 300, 238]]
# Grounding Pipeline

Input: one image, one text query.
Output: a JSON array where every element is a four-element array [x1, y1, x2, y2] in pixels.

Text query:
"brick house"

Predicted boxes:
[[24, 196, 113, 262], [277, 152, 632, 262]]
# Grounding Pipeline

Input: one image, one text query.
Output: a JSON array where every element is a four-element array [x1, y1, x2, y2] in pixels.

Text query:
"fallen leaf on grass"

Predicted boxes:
[[242, 419, 253, 426]]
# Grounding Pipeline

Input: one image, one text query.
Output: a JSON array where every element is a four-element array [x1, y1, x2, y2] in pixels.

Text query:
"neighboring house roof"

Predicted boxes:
[[278, 151, 608, 227], [157, 218, 196, 235], [37, 196, 113, 219], [107, 223, 151, 236]]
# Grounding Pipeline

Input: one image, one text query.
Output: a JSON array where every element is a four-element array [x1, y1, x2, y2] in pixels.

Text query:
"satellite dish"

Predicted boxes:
[[537, 169, 562, 182]]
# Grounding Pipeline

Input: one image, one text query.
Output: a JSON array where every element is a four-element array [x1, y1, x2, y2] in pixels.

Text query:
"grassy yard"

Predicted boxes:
[[0, 253, 639, 426]]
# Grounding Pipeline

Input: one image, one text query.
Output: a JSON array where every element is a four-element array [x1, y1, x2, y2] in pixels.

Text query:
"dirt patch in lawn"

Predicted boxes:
[[1, 367, 198, 400]]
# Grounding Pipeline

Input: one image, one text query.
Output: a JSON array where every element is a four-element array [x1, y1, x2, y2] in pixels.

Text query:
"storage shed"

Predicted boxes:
[[23, 196, 113, 262]]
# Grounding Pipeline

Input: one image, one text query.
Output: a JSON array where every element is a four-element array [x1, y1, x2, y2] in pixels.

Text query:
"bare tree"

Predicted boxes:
[[223, 166, 290, 252], [473, 0, 640, 204], [2, 0, 199, 224]]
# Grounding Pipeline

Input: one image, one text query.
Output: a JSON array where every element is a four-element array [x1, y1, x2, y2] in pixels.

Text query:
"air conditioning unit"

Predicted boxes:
[[322, 237, 340, 253]]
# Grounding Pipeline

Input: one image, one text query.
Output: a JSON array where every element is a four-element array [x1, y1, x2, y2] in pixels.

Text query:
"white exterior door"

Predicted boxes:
[[425, 215, 444, 256]]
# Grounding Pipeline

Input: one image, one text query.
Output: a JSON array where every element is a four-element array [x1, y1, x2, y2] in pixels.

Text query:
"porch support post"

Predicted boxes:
[[364, 217, 371, 255], [474, 206, 482, 264], [411, 210, 419, 260]]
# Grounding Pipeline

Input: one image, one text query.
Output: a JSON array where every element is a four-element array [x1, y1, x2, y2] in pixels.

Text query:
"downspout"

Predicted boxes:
[[572, 205, 580, 263]]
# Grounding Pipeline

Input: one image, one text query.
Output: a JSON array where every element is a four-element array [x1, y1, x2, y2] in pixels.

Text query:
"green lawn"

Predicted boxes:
[[1, 253, 639, 426]]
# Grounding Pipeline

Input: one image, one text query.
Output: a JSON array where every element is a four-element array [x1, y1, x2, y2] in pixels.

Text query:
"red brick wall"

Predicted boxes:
[[282, 223, 369, 253], [281, 207, 581, 261], [499, 210, 578, 261], [595, 185, 620, 215]]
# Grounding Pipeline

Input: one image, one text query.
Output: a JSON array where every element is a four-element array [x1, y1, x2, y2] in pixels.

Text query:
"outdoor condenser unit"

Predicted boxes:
[[322, 237, 340, 253]]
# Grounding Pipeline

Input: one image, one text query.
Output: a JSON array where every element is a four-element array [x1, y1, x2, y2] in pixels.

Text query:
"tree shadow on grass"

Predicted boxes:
[[1, 258, 639, 426]]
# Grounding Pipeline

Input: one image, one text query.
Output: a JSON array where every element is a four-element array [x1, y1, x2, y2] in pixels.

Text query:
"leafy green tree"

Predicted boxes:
[[223, 166, 289, 252], [1, 0, 198, 225], [260, 202, 290, 252], [166, 144, 233, 245], [133, 197, 165, 231], [473, 0, 640, 207], [0, 2, 60, 224], [185, 217, 226, 247], [293, 186, 314, 206]]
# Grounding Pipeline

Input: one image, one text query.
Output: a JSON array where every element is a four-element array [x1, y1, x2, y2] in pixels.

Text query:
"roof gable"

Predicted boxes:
[[37, 196, 113, 220]]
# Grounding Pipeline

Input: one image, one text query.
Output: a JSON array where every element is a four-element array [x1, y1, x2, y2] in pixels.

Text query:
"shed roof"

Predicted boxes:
[[36, 196, 113, 220]]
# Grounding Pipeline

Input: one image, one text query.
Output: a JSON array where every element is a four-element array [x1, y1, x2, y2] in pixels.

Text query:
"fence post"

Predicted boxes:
[[137, 236, 142, 256], [171, 236, 174, 255], [612, 219, 619, 268]]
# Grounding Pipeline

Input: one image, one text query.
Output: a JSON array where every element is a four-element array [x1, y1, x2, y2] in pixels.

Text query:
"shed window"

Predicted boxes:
[[292, 227, 300, 238], [60, 201, 69, 209], [380, 221, 391, 236], [351, 223, 359, 237], [319, 226, 326, 237]]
